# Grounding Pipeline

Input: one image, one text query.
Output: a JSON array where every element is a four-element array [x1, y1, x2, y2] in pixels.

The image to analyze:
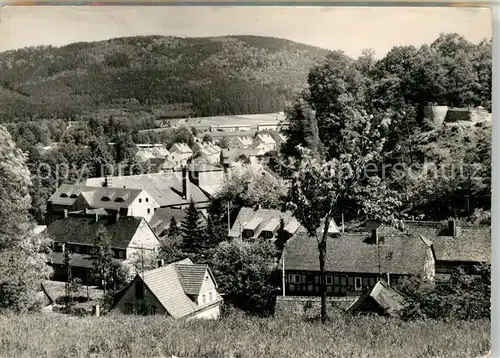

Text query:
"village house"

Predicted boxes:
[[172, 163, 225, 198], [46, 185, 160, 225], [209, 124, 251, 132], [190, 143, 222, 165], [257, 123, 279, 132], [400, 220, 491, 279], [227, 136, 254, 149], [83, 165, 221, 210], [229, 206, 340, 241], [252, 133, 277, 153], [148, 207, 207, 237], [279, 229, 435, 298], [45, 213, 160, 285], [220, 148, 261, 168], [111, 258, 223, 320], [169, 143, 193, 166]]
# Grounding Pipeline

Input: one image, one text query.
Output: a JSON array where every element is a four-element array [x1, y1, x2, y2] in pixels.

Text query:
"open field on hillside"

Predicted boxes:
[[0, 311, 490, 358]]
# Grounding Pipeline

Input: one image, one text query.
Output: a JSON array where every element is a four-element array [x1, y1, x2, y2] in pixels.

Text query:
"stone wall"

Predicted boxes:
[[424, 106, 449, 127], [275, 296, 357, 318]]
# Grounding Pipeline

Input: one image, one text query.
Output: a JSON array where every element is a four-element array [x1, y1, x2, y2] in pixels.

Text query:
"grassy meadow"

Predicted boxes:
[[0, 311, 490, 358]]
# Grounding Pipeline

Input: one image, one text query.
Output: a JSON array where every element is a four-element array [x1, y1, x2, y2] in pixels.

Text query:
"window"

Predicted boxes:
[[146, 198, 149, 202], [60, 193, 68, 198], [135, 282, 144, 300], [101, 196, 110, 201], [326, 276, 333, 285], [208, 292, 212, 302], [147, 209, 151, 214], [118, 250, 125, 259], [354, 277, 363, 292], [154, 208, 157, 212], [294, 274, 301, 284], [139, 198, 142, 203], [386, 252, 393, 260], [202, 295, 206, 305], [73, 245, 80, 253]]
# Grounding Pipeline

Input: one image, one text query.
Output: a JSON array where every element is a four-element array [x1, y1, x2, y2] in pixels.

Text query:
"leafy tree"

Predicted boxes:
[[158, 234, 185, 265], [90, 227, 114, 294], [287, 54, 403, 322], [398, 264, 491, 321], [211, 240, 278, 316], [0, 125, 53, 312], [202, 133, 213, 143]]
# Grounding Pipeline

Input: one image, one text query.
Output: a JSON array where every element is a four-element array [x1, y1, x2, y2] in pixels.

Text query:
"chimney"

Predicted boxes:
[[448, 219, 457, 237], [371, 229, 378, 244], [63, 209, 68, 219], [158, 259, 165, 268], [182, 165, 190, 200]]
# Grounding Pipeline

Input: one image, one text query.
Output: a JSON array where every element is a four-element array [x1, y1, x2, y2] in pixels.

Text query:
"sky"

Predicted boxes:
[[0, 6, 492, 57]]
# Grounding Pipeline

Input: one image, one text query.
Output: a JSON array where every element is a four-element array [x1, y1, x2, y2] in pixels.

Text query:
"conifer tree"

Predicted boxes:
[[180, 200, 204, 260], [168, 216, 180, 238]]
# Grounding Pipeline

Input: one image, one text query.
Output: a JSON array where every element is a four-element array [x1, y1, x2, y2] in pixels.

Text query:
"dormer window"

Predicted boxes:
[[60, 193, 68, 198], [115, 197, 125, 202], [101, 196, 110, 201], [69, 194, 78, 199]]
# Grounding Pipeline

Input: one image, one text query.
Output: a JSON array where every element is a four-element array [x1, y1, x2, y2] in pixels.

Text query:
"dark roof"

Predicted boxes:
[[84, 172, 209, 207], [403, 221, 491, 263], [175, 264, 210, 296], [347, 280, 406, 316], [281, 232, 430, 275], [46, 216, 144, 249], [429, 227, 491, 263], [149, 208, 189, 235]]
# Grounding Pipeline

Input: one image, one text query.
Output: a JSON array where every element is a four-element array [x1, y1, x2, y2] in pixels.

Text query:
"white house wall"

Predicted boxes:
[[126, 219, 160, 260], [129, 192, 160, 222]]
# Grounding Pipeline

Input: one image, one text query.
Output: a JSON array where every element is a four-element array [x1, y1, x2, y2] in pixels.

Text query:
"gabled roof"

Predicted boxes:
[[137, 258, 223, 319], [78, 187, 144, 210], [281, 232, 430, 275], [175, 264, 211, 296], [254, 134, 276, 145], [45, 216, 145, 249], [236, 136, 253, 146], [403, 221, 491, 263], [428, 227, 491, 263], [148, 208, 206, 236], [83, 173, 209, 207], [229, 207, 298, 239], [170, 143, 193, 154], [47, 183, 93, 206], [346, 280, 407, 316]]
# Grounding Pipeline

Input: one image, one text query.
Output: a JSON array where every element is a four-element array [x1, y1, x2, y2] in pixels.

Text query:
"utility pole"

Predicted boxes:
[[227, 201, 231, 236], [282, 244, 286, 297]]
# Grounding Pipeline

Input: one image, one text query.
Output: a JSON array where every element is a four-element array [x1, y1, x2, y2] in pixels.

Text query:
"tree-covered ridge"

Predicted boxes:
[[0, 35, 329, 122]]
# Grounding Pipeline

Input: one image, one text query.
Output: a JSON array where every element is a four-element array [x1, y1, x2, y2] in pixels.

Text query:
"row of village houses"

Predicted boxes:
[[134, 131, 285, 170], [36, 158, 491, 319]]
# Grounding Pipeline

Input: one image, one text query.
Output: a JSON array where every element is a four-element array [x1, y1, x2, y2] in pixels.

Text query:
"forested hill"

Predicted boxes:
[[0, 35, 329, 123]]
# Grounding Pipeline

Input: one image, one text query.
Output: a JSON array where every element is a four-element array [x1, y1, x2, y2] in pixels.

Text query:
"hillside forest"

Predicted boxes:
[[0, 33, 492, 227]]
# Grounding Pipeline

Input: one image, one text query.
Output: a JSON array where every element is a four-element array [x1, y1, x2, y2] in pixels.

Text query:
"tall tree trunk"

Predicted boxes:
[[318, 239, 327, 323]]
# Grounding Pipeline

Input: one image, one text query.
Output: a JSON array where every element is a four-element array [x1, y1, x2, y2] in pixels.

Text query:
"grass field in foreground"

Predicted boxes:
[[0, 311, 490, 358]]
